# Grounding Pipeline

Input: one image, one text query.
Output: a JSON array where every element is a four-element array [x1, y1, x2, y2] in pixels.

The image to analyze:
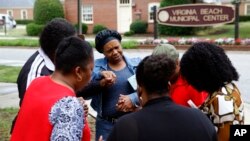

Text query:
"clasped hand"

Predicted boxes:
[[100, 71, 116, 87], [116, 94, 135, 112]]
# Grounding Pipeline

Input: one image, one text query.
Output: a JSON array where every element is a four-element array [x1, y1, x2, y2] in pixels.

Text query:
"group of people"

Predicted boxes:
[[10, 18, 244, 141]]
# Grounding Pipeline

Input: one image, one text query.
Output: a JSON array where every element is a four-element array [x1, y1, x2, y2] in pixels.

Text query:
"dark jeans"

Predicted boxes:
[[95, 116, 114, 141]]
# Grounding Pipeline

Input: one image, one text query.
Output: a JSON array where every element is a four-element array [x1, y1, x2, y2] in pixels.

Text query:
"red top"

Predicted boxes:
[[11, 76, 91, 141], [83, 120, 91, 141], [170, 75, 208, 107]]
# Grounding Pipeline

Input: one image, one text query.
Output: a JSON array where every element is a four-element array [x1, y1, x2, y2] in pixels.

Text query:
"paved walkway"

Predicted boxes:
[[0, 83, 18, 108], [0, 82, 97, 117]]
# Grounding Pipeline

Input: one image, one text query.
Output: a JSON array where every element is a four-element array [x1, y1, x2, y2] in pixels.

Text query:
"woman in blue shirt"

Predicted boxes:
[[78, 29, 140, 141]]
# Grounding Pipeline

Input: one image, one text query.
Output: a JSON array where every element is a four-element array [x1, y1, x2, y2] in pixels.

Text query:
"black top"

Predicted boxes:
[[17, 51, 53, 106], [107, 96, 217, 141], [11, 50, 53, 134]]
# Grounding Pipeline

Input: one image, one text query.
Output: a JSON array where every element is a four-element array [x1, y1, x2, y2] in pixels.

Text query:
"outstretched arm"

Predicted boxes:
[[77, 71, 116, 99]]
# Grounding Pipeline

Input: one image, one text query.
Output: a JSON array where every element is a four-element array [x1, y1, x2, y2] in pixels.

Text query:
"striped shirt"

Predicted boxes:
[[17, 48, 54, 105]]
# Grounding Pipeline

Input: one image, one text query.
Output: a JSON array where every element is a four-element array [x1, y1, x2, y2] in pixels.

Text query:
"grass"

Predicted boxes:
[[0, 108, 96, 141], [193, 22, 250, 39], [0, 108, 19, 141], [0, 39, 39, 47], [0, 25, 27, 37], [122, 40, 138, 49], [0, 65, 21, 83]]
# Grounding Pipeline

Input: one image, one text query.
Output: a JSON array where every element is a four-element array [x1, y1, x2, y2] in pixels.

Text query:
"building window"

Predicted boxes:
[[246, 4, 250, 15], [82, 5, 93, 24], [21, 10, 28, 19], [7, 10, 13, 17], [120, 0, 130, 4], [148, 3, 160, 23]]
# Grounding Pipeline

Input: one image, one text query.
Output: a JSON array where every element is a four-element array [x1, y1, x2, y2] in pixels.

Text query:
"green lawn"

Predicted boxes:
[[0, 39, 39, 47], [0, 25, 27, 37], [0, 66, 20, 140], [195, 22, 250, 38], [0, 108, 96, 141], [0, 65, 21, 83], [0, 108, 19, 141]]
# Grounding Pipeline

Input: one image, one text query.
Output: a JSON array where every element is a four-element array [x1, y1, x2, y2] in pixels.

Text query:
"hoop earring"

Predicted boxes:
[[139, 96, 143, 106], [168, 81, 171, 89], [77, 76, 83, 82]]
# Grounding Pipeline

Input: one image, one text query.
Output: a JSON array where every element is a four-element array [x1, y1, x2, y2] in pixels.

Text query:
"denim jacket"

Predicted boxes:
[[89, 56, 141, 116]]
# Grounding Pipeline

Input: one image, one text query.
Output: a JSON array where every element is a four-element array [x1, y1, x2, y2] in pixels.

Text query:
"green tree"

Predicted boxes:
[[159, 0, 196, 36], [33, 0, 64, 24]]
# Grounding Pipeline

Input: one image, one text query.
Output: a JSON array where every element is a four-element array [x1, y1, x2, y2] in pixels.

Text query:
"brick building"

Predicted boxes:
[[64, 0, 250, 34], [1, 0, 250, 33], [64, 0, 161, 33], [0, 0, 34, 20], [221, 0, 250, 16]]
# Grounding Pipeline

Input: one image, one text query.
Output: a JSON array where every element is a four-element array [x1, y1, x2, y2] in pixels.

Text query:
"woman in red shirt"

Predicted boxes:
[[11, 36, 94, 141], [152, 44, 208, 108]]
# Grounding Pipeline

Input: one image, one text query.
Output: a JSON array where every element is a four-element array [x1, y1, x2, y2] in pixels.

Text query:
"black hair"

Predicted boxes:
[[55, 36, 93, 74], [180, 42, 239, 94], [39, 18, 76, 61], [136, 55, 176, 95], [95, 29, 122, 53]]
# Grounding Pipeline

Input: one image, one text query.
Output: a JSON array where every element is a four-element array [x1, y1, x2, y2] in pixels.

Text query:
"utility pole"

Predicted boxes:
[[234, 0, 240, 41], [2, 16, 7, 35], [77, 0, 82, 35], [153, 6, 158, 39]]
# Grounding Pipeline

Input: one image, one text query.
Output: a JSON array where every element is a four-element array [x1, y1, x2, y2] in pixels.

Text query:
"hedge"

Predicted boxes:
[[74, 23, 88, 34], [15, 20, 34, 25], [93, 24, 107, 34], [130, 20, 148, 34], [26, 23, 45, 36]]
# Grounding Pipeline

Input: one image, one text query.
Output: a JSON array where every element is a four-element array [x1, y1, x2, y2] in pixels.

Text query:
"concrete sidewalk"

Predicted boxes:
[[0, 82, 249, 124], [0, 82, 97, 117], [0, 83, 19, 108]]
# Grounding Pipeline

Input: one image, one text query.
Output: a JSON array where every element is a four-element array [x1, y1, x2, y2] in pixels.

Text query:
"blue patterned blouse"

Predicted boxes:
[[49, 96, 84, 141]]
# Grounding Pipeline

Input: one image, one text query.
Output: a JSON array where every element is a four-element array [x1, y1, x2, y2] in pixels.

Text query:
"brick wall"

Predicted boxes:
[[132, 0, 160, 33], [91, 0, 117, 32], [65, 0, 117, 34], [0, 8, 33, 20], [64, 0, 160, 34]]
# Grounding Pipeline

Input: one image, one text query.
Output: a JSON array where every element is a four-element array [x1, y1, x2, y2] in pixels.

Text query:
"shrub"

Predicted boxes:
[[159, 0, 197, 36], [15, 20, 34, 25], [26, 23, 45, 36], [239, 16, 250, 22], [34, 0, 64, 25], [124, 30, 135, 36], [74, 23, 88, 34], [121, 41, 138, 49], [159, 25, 196, 36], [93, 24, 107, 34], [227, 16, 250, 25], [130, 20, 148, 34]]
